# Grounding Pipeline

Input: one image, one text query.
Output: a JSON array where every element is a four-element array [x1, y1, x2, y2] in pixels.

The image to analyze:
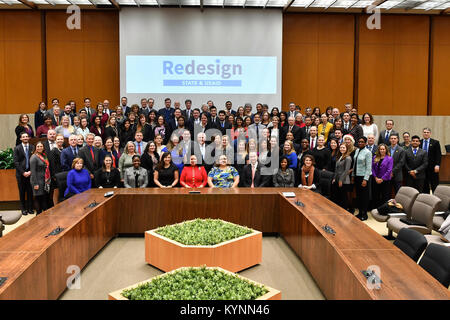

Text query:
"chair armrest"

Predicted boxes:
[[434, 211, 446, 216], [408, 226, 432, 235], [388, 213, 407, 217]]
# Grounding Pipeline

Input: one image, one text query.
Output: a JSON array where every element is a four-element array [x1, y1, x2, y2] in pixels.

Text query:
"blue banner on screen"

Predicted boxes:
[[126, 56, 277, 94]]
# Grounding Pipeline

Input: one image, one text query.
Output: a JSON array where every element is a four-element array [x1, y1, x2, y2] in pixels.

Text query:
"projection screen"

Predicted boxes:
[[119, 7, 282, 110]]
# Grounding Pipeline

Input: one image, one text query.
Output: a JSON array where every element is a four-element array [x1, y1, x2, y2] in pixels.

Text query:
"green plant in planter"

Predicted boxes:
[[121, 266, 269, 300], [155, 219, 253, 246], [0, 148, 14, 169]]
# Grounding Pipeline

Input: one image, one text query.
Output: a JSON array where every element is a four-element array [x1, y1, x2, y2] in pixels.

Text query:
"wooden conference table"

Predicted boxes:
[[0, 188, 449, 300]]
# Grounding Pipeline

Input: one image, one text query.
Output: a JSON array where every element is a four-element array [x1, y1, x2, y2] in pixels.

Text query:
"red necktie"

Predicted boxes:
[[310, 139, 313, 150], [90, 147, 95, 161], [251, 165, 255, 188], [138, 144, 141, 155]]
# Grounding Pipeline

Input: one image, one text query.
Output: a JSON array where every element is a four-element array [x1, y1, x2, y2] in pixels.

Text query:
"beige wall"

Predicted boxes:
[[1, 114, 449, 154]]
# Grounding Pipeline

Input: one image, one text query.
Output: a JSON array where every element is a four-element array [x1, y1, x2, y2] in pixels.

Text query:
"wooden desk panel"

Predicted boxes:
[[342, 250, 450, 300], [0, 188, 449, 300], [0, 252, 48, 300]]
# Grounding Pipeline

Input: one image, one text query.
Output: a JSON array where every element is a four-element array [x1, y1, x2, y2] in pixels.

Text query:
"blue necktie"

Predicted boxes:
[[25, 146, 29, 170], [385, 131, 389, 143], [424, 140, 428, 153], [413, 148, 417, 156]]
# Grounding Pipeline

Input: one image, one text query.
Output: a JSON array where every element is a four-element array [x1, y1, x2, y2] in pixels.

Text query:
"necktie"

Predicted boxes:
[[345, 123, 348, 130], [310, 139, 314, 150], [221, 122, 224, 128], [424, 140, 428, 153], [24, 145, 29, 170], [90, 147, 95, 161], [138, 143, 141, 155], [413, 148, 417, 156], [289, 126, 292, 132], [72, 147, 77, 156], [56, 117, 59, 126], [367, 146, 372, 152], [256, 124, 259, 141], [385, 131, 389, 142], [251, 165, 256, 188]]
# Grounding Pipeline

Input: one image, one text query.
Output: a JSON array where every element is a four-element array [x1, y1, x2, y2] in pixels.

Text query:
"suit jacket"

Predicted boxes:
[[334, 156, 352, 184], [123, 166, 148, 188], [134, 141, 148, 156], [158, 107, 175, 124], [378, 129, 399, 146], [60, 146, 80, 172], [352, 147, 372, 181], [390, 146, 405, 182], [241, 163, 271, 187], [420, 138, 441, 170], [13, 143, 35, 178], [43, 139, 57, 158], [286, 110, 299, 119], [272, 168, 295, 187], [404, 147, 428, 180], [182, 109, 193, 122], [281, 125, 303, 144], [214, 120, 232, 135], [78, 145, 100, 175], [79, 107, 96, 120], [366, 144, 377, 155], [372, 155, 393, 181]]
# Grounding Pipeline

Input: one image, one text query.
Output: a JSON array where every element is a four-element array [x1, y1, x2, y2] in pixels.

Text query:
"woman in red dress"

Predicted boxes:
[[180, 154, 208, 188]]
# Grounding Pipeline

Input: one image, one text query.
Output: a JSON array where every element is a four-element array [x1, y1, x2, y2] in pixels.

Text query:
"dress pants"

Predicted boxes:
[[355, 176, 369, 216], [405, 175, 424, 193], [17, 175, 33, 212], [372, 179, 390, 209], [390, 179, 402, 195], [423, 169, 439, 194], [332, 182, 351, 211]]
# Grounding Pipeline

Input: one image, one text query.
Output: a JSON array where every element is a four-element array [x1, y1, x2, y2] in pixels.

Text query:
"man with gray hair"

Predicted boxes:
[[79, 133, 100, 180], [44, 129, 57, 156]]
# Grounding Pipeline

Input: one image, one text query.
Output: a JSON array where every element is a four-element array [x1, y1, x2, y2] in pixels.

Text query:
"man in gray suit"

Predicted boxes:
[[404, 135, 428, 193], [389, 134, 405, 194], [286, 102, 299, 119], [378, 119, 398, 146]]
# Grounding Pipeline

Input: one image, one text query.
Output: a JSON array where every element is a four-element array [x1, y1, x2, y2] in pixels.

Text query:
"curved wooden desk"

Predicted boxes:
[[0, 188, 448, 300]]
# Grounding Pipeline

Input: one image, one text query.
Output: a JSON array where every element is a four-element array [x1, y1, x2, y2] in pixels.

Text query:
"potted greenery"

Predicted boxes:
[[145, 219, 262, 273], [109, 266, 281, 300], [0, 148, 18, 202]]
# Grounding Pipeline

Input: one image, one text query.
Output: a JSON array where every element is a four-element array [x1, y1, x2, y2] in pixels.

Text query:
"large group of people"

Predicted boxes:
[[13, 98, 442, 221]]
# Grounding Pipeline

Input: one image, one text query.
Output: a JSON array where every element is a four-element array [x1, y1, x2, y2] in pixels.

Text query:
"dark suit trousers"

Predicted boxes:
[[390, 179, 402, 196], [405, 174, 424, 193], [423, 169, 439, 194], [355, 176, 369, 215], [17, 175, 33, 211], [372, 180, 390, 209]]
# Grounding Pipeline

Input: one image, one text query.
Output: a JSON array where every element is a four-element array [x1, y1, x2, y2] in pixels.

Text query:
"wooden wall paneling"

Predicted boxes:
[[279, 198, 301, 257], [431, 16, 450, 115], [45, 11, 119, 109], [282, 14, 354, 110], [0, 11, 42, 115], [358, 15, 429, 115]]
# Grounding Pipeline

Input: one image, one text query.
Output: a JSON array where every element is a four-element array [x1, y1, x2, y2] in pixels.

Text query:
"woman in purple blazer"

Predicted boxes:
[[371, 143, 394, 208]]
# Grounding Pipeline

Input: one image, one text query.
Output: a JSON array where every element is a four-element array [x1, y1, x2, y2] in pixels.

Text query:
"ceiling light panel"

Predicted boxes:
[[265, 0, 289, 6], [291, 0, 315, 6], [376, 0, 402, 8], [309, 0, 335, 7], [203, 0, 223, 5], [351, 0, 372, 7], [225, 0, 246, 5], [181, 0, 200, 5], [412, 0, 444, 9], [330, 0, 357, 7], [117, 0, 136, 4]]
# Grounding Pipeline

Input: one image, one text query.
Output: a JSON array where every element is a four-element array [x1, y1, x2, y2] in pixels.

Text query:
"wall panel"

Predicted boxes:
[[283, 14, 354, 111], [358, 15, 429, 115], [0, 11, 42, 114], [431, 16, 450, 116], [46, 11, 119, 109]]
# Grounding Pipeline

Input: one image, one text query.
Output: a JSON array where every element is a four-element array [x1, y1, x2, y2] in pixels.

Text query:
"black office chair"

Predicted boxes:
[[318, 170, 334, 199], [445, 144, 450, 154], [55, 171, 69, 203], [418, 243, 450, 288], [393, 228, 428, 262]]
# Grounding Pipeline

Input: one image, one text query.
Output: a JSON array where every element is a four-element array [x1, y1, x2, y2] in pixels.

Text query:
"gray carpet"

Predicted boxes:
[[59, 237, 325, 300]]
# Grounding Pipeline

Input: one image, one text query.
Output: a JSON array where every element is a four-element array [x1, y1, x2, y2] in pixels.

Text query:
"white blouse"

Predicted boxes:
[[362, 123, 379, 140]]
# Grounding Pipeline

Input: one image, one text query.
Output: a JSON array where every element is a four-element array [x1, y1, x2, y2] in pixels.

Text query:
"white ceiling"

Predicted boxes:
[[1, 0, 449, 11]]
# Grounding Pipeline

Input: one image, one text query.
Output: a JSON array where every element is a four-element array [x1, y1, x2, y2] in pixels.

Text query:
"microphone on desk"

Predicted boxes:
[[84, 201, 99, 210]]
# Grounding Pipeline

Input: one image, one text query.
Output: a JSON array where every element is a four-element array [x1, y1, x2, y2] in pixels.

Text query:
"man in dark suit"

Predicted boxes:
[[404, 135, 428, 193], [60, 135, 80, 171], [14, 132, 35, 215], [43, 129, 57, 157], [300, 116, 312, 138], [378, 119, 398, 146], [158, 98, 175, 124], [366, 134, 378, 155], [306, 126, 318, 150], [209, 106, 220, 128], [215, 110, 232, 135], [242, 152, 270, 187], [281, 116, 302, 145], [168, 109, 183, 131], [182, 99, 193, 122], [421, 127, 441, 194], [389, 134, 406, 194], [78, 133, 100, 181], [225, 100, 236, 116], [120, 96, 130, 117], [50, 106, 62, 127]]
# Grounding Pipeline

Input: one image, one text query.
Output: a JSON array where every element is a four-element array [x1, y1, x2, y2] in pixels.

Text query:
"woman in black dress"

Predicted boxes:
[[154, 152, 179, 188], [119, 119, 135, 149], [141, 141, 160, 187], [311, 135, 331, 171], [94, 155, 121, 188]]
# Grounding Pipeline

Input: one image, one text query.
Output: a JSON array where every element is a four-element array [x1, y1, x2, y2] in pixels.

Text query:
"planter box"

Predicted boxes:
[[145, 221, 262, 273], [108, 267, 281, 300], [0, 169, 18, 202]]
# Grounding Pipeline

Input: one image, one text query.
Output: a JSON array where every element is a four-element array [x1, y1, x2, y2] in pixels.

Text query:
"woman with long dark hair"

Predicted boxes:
[[141, 141, 160, 187], [15, 114, 35, 145], [154, 152, 179, 188], [30, 142, 51, 214], [94, 155, 121, 188]]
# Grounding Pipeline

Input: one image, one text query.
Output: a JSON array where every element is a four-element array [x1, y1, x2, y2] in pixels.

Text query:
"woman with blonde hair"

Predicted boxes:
[[283, 140, 297, 170], [55, 115, 75, 138], [371, 143, 393, 208], [65, 157, 91, 199], [317, 113, 334, 142], [118, 141, 137, 183]]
